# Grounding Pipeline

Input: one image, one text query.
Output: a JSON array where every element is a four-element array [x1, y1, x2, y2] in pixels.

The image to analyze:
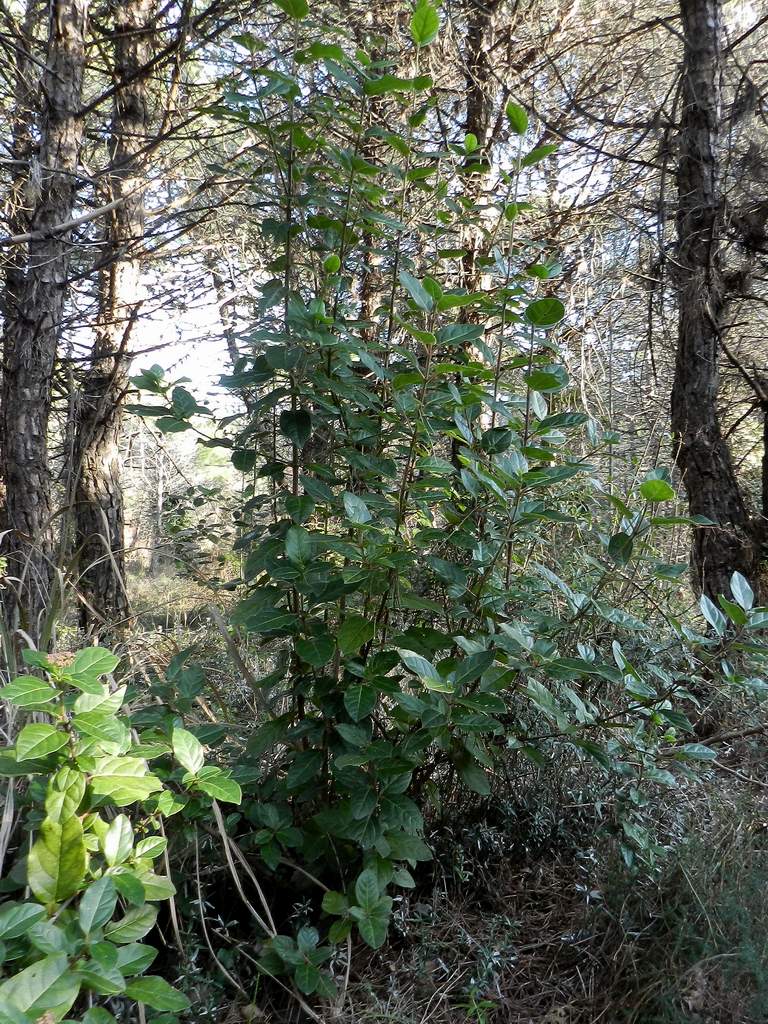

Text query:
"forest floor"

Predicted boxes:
[[338, 761, 768, 1024]]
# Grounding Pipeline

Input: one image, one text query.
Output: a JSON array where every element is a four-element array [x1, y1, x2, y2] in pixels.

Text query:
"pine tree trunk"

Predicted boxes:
[[459, 0, 498, 297], [72, 0, 154, 630], [0, 0, 89, 646], [670, 0, 759, 600]]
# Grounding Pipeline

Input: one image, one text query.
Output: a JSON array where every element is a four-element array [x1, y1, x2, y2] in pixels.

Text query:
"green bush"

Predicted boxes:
[[0, 647, 240, 1023], [124, 0, 768, 1006]]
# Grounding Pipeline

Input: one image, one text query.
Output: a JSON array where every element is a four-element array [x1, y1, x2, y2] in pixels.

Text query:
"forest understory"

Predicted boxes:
[[2, 0, 768, 1022]]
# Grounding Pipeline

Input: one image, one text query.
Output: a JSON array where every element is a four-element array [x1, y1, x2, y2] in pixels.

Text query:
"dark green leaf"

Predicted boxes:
[[274, 0, 309, 18], [280, 409, 312, 448], [124, 976, 190, 1012]]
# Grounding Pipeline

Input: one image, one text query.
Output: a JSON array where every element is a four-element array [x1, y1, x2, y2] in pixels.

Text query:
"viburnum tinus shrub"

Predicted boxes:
[[126, 0, 768, 1004], [0, 646, 241, 1022]]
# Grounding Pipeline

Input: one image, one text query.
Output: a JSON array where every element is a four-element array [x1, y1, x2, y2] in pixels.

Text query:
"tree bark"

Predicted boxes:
[[0, 0, 89, 646], [671, 0, 759, 600], [459, 0, 499, 297], [72, 0, 154, 630]]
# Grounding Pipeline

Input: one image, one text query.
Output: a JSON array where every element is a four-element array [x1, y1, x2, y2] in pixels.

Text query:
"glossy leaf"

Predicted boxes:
[[16, 725, 67, 762], [172, 727, 205, 774], [27, 817, 86, 905], [79, 876, 118, 934], [124, 976, 190, 1011]]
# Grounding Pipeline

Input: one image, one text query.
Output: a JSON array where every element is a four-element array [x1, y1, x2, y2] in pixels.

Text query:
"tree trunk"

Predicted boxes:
[[459, 0, 499, 298], [72, 0, 154, 631], [670, 0, 759, 600], [450, 0, 499, 469], [0, 0, 89, 646]]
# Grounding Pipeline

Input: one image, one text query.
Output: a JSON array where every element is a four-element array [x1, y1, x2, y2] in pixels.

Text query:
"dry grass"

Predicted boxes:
[[330, 756, 768, 1024]]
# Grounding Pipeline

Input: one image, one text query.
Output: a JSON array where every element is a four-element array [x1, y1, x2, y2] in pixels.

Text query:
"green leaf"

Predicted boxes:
[[608, 533, 634, 565], [296, 41, 346, 62], [71, 647, 120, 679], [115, 942, 157, 976], [355, 869, 381, 912], [452, 651, 495, 688], [364, 73, 433, 97], [343, 684, 376, 722], [520, 142, 558, 167], [285, 749, 324, 790], [397, 649, 451, 691], [285, 525, 314, 563], [343, 491, 372, 524], [82, 1009, 117, 1024], [232, 449, 257, 473], [73, 685, 126, 715], [75, 711, 129, 747], [170, 386, 198, 418], [639, 478, 675, 502], [0, 902, 46, 940], [719, 595, 747, 626], [134, 836, 167, 860], [525, 297, 565, 328], [525, 367, 568, 392], [338, 614, 375, 655], [192, 766, 243, 804], [294, 962, 322, 995], [679, 743, 717, 762], [356, 903, 391, 949], [28, 816, 86, 904], [103, 814, 134, 866], [458, 759, 490, 796], [109, 869, 146, 905], [0, 953, 79, 1020], [321, 891, 348, 915], [399, 270, 433, 311], [0, 1005, 34, 1024], [295, 632, 335, 667], [172, 727, 205, 774], [410, 0, 439, 45], [124, 976, 190, 1012], [79, 877, 118, 934], [505, 101, 528, 134], [16, 724, 67, 761], [135, 872, 176, 901], [90, 756, 163, 805], [280, 409, 312, 448], [350, 881, 392, 949], [700, 594, 727, 636], [21, 650, 53, 670], [152, 416, 189, 434], [105, 904, 158, 944], [384, 832, 432, 861], [285, 493, 315, 523], [274, 0, 309, 17], [0, 676, 56, 708], [731, 571, 754, 611]]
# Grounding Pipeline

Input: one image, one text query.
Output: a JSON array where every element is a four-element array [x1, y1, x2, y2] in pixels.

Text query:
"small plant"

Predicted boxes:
[[455, 993, 498, 1024], [0, 646, 241, 1022]]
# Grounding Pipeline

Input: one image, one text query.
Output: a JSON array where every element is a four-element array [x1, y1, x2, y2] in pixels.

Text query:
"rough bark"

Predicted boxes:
[[0, 0, 89, 645], [459, 0, 499, 296], [450, 0, 499, 469], [72, 0, 154, 630], [670, 0, 761, 600]]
